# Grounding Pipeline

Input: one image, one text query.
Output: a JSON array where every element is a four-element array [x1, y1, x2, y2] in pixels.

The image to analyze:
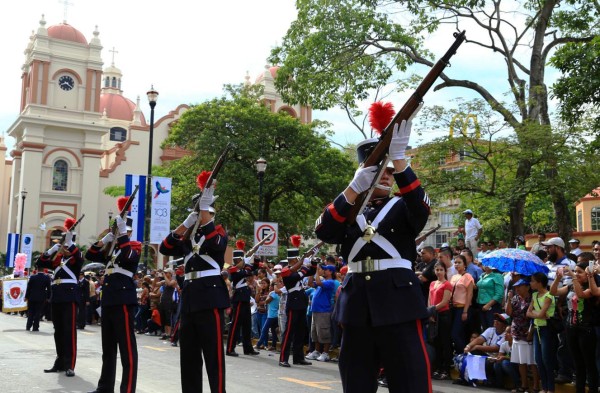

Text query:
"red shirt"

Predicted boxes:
[[429, 280, 452, 312]]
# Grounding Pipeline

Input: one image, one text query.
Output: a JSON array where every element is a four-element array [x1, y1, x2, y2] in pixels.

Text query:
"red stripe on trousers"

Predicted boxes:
[[416, 319, 432, 393], [214, 309, 224, 393], [280, 310, 293, 363], [123, 305, 134, 393], [227, 304, 241, 353], [71, 302, 77, 370]]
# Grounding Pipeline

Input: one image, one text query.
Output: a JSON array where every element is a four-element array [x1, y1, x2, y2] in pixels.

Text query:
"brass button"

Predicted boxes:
[[365, 275, 371, 281], [409, 282, 413, 286]]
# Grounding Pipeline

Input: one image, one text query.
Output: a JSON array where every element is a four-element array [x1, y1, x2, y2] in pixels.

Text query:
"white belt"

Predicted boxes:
[[288, 286, 302, 293], [235, 281, 248, 289], [347, 258, 412, 273], [52, 278, 78, 285], [105, 266, 134, 278], [185, 270, 221, 280]]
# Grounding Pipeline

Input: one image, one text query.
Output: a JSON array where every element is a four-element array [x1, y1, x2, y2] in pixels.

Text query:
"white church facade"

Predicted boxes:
[[0, 16, 310, 265]]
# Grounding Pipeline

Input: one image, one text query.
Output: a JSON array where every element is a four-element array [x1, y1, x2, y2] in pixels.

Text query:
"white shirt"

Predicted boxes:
[[465, 217, 482, 240], [571, 247, 582, 256]]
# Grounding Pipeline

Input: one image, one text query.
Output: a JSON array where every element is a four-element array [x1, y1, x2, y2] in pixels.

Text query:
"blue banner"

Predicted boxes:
[[5, 233, 19, 268], [125, 174, 147, 242]]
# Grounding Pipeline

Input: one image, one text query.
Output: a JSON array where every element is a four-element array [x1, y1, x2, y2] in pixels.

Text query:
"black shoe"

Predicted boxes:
[[555, 375, 572, 384], [452, 379, 470, 386], [44, 366, 64, 373], [244, 350, 260, 355], [279, 361, 291, 367], [32, 328, 39, 331], [377, 377, 388, 388], [226, 351, 239, 357], [293, 360, 312, 365], [171, 342, 178, 347], [65, 369, 75, 377], [26, 327, 31, 331], [160, 335, 168, 340]]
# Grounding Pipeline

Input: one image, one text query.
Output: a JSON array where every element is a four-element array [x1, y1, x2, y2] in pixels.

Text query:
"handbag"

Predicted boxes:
[[535, 293, 564, 333]]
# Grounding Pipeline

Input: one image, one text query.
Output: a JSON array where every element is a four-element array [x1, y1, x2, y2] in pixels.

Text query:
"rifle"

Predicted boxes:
[[347, 31, 467, 224], [290, 241, 326, 272], [415, 224, 441, 245], [245, 232, 275, 260], [183, 142, 233, 240], [103, 185, 139, 258]]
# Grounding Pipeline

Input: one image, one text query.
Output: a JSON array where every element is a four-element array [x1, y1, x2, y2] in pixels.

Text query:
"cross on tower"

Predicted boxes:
[[109, 47, 119, 66], [58, 0, 74, 23]]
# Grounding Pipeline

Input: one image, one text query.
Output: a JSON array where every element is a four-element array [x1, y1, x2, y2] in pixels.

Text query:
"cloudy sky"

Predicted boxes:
[[0, 1, 559, 156]]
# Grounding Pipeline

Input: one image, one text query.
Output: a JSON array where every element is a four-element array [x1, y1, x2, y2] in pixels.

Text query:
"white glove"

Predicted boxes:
[[199, 184, 218, 212], [46, 243, 60, 255], [349, 165, 378, 194], [303, 258, 311, 267], [64, 231, 74, 247], [116, 216, 128, 235], [389, 103, 422, 161], [101, 232, 115, 244], [183, 212, 199, 228]]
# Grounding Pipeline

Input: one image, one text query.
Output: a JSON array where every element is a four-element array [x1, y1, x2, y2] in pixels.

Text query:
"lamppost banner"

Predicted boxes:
[[125, 174, 147, 242], [20, 234, 33, 268], [150, 177, 172, 244], [5, 233, 19, 267]]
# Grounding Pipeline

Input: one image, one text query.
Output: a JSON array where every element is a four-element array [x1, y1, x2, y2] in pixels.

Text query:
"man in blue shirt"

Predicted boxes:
[[306, 265, 336, 362]]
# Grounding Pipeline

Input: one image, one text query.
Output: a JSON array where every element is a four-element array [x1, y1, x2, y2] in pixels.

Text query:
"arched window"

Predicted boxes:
[[592, 206, 600, 231], [104, 76, 110, 87], [52, 160, 68, 191], [111, 77, 117, 88]]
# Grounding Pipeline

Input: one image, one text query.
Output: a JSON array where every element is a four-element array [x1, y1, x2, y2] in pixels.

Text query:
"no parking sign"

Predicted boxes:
[[253, 222, 278, 256]]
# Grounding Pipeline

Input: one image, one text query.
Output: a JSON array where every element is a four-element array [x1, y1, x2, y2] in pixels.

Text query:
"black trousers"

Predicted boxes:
[[26, 300, 44, 330], [77, 298, 87, 328], [51, 302, 78, 371], [96, 304, 138, 393], [566, 325, 598, 393], [279, 308, 307, 363], [180, 308, 226, 393], [338, 320, 432, 393], [226, 301, 252, 354]]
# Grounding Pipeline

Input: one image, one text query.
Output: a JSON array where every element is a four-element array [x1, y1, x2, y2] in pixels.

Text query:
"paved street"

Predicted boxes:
[[0, 311, 501, 392]]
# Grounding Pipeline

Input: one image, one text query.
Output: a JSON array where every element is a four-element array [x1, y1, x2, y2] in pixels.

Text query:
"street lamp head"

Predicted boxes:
[[108, 210, 113, 219], [21, 190, 28, 199], [255, 157, 267, 174], [147, 85, 159, 107]]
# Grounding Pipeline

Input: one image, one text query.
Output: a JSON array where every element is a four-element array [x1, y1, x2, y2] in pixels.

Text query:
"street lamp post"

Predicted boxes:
[[143, 86, 159, 269], [18, 190, 28, 252], [255, 158, 267, 221], [108, 210, 113, 229]]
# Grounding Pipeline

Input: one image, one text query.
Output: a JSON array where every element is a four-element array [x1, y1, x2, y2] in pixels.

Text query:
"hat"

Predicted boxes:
[[568, 239, 580, 244], [321, 265, 336, 273], [513, 278, 530, 287], [516, 235, 525, 243], [356, 138, 395, 169], [273, 264, 282, 274], [494, 313, 511, 324], [541, 237, 565, 249], [233, 239, 245, 260], [164, 268, 174, 274], [463, 209, 473, 215], [288, 234, 301, 260]]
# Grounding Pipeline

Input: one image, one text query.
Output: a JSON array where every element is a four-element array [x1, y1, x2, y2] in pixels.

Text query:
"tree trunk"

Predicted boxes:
[[509, 159, 531, 241], [546, 167, 572, 250]]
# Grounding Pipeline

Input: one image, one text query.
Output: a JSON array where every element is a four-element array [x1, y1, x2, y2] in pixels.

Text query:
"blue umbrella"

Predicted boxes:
[[481, 248, 549, 276]]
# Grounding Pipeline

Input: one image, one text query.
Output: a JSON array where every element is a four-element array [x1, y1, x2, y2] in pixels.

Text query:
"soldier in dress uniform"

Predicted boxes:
[[85, 198, 141, 393], [77, 271, 90, 329], [226, 240, 260, 357], [37, 218, 84, 377], [25, 267, 51, 331], [315, 103, 432, 393], [159, 178, 229, 393], [278, 235, 316, 367]]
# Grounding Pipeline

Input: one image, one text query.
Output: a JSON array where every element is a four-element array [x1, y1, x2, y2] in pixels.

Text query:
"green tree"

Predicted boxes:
[[269, 0, 599, 242], [156, 84, 354, 244]]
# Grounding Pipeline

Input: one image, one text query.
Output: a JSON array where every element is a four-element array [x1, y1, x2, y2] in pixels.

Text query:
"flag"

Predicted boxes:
[[5, 233, 19, 268], [125, 174, 147, 242]]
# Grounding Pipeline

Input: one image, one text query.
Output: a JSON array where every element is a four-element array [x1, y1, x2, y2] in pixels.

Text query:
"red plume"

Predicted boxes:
[[368, 101, 395, 135], [290, 235, 301, 248], [63, 217, 76, 230], [117, 196, 130, 212], [236, 239, 246, 251], [196, 171, 212, 190]]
